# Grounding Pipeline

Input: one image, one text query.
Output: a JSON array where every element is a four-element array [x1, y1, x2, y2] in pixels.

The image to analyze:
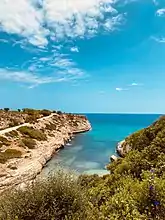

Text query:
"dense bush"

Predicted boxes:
[[22, 108, 39, 115], [25, 115, 38, 123], [18, 126, 47, 141], [78, 115, 165, 219], [8, 119, 20, 127], [45, 122, 57, 131], [57, 110, 62, 115], [0, 170, 91, 220], [0, 136, 11, 147], [40, 109, 51, 116], [22, 138, 36, 149], [4, 108, 9, 112], [5, 130, 19, 138], [0, 149, 22, 163]]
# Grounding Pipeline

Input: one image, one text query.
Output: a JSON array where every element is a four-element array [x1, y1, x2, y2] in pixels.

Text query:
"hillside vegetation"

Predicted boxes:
[[0, 108, 52, 130], [1, 115, 165, 219]]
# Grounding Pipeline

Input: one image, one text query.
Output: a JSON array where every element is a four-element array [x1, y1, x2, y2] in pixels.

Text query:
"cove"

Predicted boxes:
[[41, 114, 161, 176]]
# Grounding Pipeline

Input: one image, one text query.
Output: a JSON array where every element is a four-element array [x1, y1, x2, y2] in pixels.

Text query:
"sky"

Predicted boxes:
[[0, 0, 165, 113]]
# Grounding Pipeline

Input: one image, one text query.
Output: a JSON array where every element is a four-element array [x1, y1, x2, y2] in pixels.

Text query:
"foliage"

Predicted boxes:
[[45, 122, 57, 131], [0, 170, 91, 220], [18, 126, 47, 141], [22, 138, 36, 149], [0, 149, 22, 163], [25, 115, 38, 123], [78, 115, 165, 219], [4, 108, 9, 112], [57, 110, 62, 115], [0, 136, 11, 147], [22, 108, 39, 115], [8, 119, 20, 127], [5, 130, 19, 138], [1, 114, 165, 219], [40, 109, 51, 116]]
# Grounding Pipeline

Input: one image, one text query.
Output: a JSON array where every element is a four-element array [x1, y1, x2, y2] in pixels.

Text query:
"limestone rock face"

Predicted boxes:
[[116, 140, 131, 157], [0, 113, 91, 193], [110, 155, 118, 162]]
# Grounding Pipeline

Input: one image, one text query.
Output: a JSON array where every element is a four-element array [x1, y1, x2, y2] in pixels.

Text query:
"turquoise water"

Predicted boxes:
[[41, 114, 161, 176]]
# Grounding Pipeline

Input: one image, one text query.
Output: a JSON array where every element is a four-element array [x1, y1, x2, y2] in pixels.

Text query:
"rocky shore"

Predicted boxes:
[[0, 113, 91, 192], [116, 139, 132, 157]]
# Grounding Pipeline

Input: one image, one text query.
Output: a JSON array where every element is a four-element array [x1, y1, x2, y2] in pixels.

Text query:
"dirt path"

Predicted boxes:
[[0, 114, 55, 135]]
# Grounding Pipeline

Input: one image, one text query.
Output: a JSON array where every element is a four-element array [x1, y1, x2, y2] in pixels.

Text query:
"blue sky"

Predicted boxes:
[[0, 0, 165, 113]]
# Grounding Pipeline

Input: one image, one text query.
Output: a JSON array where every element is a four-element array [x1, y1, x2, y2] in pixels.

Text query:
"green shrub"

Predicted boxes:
[[18, 126, 47, 141], [25, 115, 38, 123], [4, 108, 9, 112], [0, 170, 91, 220], [0, 136, 11, 146], [0, 149, 22, 163], [45, 122, 57, 131], [22, 138, 36, 149], [8, 119, 20, 127], [5, 130, 19, 138], [22, 108, 39, 115], [57, 110, 62, 115], [40, 109, 51, 116]]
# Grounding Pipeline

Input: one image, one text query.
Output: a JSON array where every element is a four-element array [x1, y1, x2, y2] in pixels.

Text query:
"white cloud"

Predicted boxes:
[[104, 14, 125, 31], [116, 87, 128, 91], [0, 52, 86, 87], [0, 68, 53, 85], [70, 46, 79, 52], [130, 82, 143, 86], [131, 83, 138, 86], [0, 0, 126, 87], [0, 0, 48, 47], [116, 87, 123, 91], [0, 0, 125, 47], [156, 8, 165, 17], [39, 57, 52, 62]]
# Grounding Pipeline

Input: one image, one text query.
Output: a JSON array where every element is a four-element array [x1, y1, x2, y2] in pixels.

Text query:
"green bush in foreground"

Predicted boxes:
[[0, 170, 92, 220]]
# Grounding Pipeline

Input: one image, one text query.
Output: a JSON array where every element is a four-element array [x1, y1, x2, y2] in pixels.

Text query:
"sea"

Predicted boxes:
[[41, 114, 161, 176]]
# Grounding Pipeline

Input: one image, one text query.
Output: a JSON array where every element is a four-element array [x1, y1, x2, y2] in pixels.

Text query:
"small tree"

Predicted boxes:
[[18, 109, 21, 112], [4, 108, 10, 112]]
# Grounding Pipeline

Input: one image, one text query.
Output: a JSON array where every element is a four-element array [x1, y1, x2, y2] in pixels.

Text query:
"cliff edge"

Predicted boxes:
[[0, 112, 91, 192]]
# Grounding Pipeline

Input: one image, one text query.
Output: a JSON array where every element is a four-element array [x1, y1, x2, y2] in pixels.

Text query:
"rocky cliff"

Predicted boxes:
[[0, 113, 91, 192]]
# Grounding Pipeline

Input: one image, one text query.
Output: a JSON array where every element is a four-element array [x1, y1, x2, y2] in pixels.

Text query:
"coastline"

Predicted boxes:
[[0, 114, 91, 193]]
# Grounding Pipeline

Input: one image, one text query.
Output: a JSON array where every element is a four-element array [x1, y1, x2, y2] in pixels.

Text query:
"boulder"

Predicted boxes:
[[110, 155, 118, 162]]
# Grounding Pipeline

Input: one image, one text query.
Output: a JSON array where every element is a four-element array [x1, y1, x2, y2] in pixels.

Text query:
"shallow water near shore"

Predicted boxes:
[[41, 114, 161, 176]]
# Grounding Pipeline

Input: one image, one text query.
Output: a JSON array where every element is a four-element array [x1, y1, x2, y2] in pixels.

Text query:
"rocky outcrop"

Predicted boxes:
[[0, 113, 91, 192], [116, 140, 131, 157], [110, 155, 118, 162]]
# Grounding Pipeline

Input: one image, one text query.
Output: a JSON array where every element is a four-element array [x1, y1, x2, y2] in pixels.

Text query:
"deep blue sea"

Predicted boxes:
[[41, 114, 161, 176]]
